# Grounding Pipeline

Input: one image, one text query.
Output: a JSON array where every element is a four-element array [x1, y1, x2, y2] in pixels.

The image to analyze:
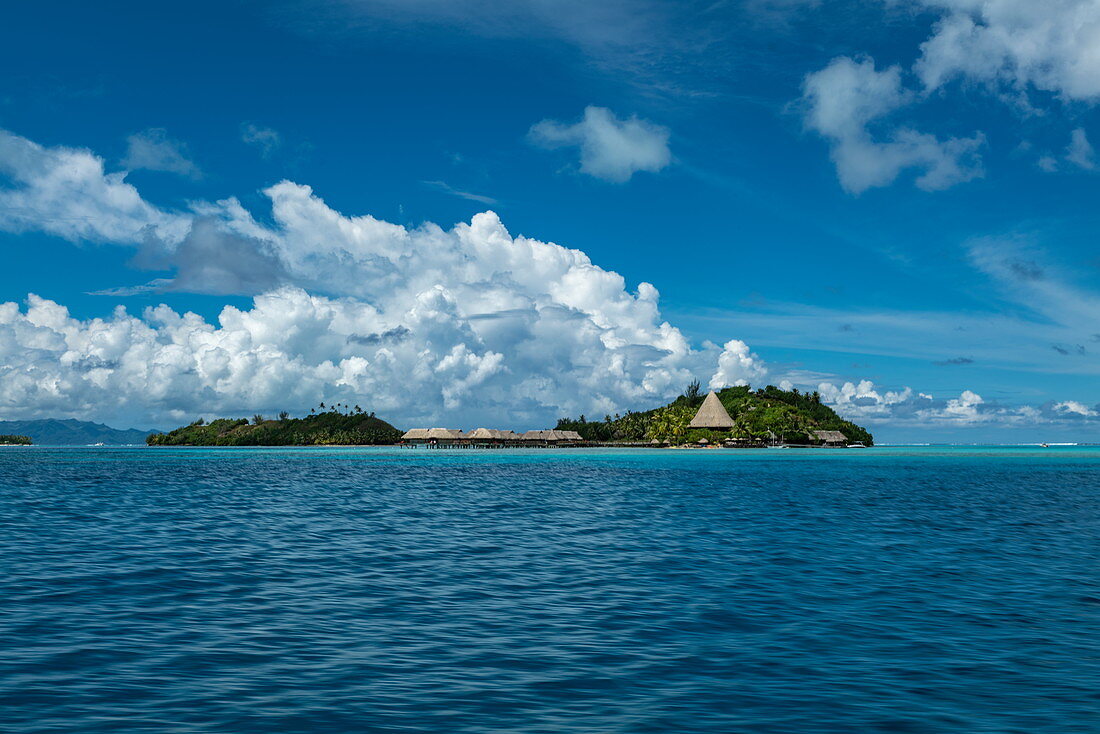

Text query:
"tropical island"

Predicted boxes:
[[0, 434, 33, 445], [147, 404, 403, 446], [555, 382, 873, 446], [147, 384, 872, 447]]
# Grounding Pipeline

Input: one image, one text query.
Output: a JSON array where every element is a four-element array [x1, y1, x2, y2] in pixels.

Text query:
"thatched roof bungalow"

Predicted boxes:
[[812, 430, 847, 445], [466, 427, 497, 440], [402, 427, 582, 446], [402, 427, 466, 443]]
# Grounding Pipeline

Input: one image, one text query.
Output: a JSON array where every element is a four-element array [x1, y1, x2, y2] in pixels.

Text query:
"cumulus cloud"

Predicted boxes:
[[122, 128, 201, 179], [915, 0, 1100, 102], [0, 128, 760, 428], [816, 379, 1094, 428], [130, 217, 290, 296], [1052, 400, 1098, 417], [801, 2, 1100, 189], [801, 57, 984, 193], [0, 129, 189, 245], [529, 106, 671, 183], [709, 339, 767, 390], [241, 123, 281, 158]]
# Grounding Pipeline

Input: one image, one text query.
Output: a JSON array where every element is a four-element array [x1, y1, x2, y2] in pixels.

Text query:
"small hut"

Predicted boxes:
[[812, 430, 847, 446], [424, 427, 464, 442], [688, 391, 735, 430], [401, 428, 430, 442], [466, 427, 499, 442]]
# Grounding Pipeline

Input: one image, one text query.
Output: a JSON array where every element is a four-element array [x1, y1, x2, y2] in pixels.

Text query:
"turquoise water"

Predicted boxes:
[[1, 446, 1097, 732]]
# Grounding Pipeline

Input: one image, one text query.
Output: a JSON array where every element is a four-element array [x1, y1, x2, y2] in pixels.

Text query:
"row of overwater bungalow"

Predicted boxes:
[[400, 428, 585, 447]]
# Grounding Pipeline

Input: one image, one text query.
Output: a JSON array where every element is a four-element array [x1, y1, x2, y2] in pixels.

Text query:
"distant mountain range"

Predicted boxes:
[[0, 419, 154, 445]]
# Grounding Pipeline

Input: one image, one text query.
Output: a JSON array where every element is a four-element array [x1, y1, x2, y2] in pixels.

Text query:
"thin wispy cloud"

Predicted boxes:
[[422, 180, 498, 205]]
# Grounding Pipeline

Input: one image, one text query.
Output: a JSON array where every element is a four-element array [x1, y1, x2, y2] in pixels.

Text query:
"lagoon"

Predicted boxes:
[[1, 446, 1097, 733]]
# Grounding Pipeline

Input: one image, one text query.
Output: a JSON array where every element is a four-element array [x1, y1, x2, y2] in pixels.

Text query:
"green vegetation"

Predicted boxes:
[[0, 434, 32, 445], [556, 384, 873, 446], [147, 405, 402, 446]]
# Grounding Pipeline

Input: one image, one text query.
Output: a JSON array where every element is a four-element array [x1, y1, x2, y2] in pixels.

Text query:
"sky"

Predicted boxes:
[[1, 0, 1099, 442]]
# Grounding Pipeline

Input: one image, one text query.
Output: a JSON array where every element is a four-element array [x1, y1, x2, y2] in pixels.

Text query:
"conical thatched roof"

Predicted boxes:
[[402, 428, 429, 440], [688, 391, 735, 429]]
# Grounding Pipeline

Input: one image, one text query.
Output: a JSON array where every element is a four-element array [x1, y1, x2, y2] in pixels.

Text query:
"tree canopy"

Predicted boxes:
[[147, 406, 402, 446], [556, 384, 873, 445]]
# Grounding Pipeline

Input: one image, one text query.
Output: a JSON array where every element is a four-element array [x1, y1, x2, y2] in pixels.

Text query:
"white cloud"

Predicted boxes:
[[241, 123, 281, 158], [709, 339, 767, 390], [801, 57, 984, 193], [0, 129, 190, 245], [816, 379, 1095, 428], [0, 128, 761, 428], [1052, 400, 1097, 417], [915, 0, 1100, 102], [122, 128, 201, 179], [529, 106, 671, 183], [1066, 127, 1096, 170]]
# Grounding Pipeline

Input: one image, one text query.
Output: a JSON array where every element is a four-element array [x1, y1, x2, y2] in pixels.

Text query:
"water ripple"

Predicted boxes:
[[0, 447, 1097, 733]]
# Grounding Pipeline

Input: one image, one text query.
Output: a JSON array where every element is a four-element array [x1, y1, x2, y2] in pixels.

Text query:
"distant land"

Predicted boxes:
[[557, 384, 874, 446], [147, 409, 403, 446], [147, 384, 873, 447], [0, 419, 153, 446]]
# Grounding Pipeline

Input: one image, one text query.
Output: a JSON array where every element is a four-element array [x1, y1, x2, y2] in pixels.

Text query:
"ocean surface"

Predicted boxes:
[[1, 446, 1097, 733]]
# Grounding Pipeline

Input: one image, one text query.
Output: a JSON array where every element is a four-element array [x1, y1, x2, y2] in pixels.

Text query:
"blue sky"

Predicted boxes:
[[1, 0, 1099, 441]]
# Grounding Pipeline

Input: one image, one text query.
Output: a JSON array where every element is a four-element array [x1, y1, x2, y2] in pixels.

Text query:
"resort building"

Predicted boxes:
[[400, 427, 584, 447], [688, 391, 735, 430], [812, 430, 847, 446]]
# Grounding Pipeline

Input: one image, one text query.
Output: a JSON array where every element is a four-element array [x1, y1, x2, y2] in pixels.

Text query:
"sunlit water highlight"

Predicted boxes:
[[1, 446, 1097, 733]]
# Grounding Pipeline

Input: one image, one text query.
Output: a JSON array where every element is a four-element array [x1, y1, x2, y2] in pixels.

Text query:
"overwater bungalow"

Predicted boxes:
[[400, 427, 582, 447]]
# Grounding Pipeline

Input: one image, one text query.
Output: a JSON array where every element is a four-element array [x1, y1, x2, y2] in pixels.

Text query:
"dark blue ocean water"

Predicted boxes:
[[0, 446, 1097, 733]]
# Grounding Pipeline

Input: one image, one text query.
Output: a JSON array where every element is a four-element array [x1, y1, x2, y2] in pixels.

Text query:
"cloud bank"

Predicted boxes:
[[0, 129, 755, 428], [0, 127, 1093, 434]]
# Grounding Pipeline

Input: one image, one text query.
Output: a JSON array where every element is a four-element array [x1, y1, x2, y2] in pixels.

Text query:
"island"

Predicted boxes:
[[0, 434, 33, 445], [555, 383, 873, 446], [147, 406, 403, 446], [147, 384, 872, 448]]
